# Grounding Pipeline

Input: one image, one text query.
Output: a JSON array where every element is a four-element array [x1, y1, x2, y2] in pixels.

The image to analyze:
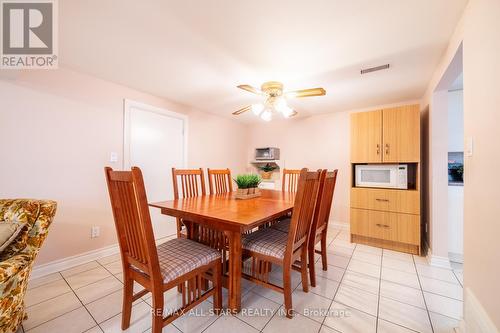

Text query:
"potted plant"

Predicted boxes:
[[258, 163, 277, 179], [247, 174, 262, 194], [234, 174, 251, 195]]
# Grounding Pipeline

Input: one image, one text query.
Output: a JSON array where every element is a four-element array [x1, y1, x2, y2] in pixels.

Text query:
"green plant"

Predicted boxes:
[[247, 174, 262, 188], [258, 163, 277, 173], [234, 174, 262, 188], [234, 174, 252, 189]]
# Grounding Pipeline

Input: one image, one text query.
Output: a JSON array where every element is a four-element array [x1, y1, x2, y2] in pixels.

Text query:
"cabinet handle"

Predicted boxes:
[[376, 144, 380, 155], [385, 143, 389, 155], [375, 198, 389, 202], [376, 223, 390, 228]]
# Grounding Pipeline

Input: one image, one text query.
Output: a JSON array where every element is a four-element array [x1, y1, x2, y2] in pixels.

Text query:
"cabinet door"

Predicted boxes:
[[382, 105, 420, 162], [351, 110, 382, 163]]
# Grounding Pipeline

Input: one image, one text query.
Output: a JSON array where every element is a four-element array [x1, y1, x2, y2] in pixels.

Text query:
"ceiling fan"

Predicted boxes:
[[232, 81, 326, 121]]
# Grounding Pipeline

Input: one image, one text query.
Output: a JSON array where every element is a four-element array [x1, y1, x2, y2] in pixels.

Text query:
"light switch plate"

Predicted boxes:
[[110, 152, 118, 163], [465, 137, 473, 157]]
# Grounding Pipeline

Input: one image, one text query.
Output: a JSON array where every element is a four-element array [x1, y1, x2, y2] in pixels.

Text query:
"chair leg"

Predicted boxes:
[[121, 276, 134, 330], [283, 265, 293, 318], [151, 289, 164, 333], [321, 231, 328, 270], [300, 245, 309, 293], [213, 261, 222, 314], [308, 241, 317, 288]]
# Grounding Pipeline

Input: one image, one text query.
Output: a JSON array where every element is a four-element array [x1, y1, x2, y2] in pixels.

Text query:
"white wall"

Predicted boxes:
[[447, 89, 464, 259], [0, 68, 249, 265], [448, 89, 464, 152]]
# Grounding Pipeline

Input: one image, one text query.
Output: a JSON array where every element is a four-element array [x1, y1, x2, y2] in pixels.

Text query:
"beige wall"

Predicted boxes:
[[422, 0, 500, 329], [0, 68, 248, 265], [246, 100, 419, 226], [462, 0, 500, 329]]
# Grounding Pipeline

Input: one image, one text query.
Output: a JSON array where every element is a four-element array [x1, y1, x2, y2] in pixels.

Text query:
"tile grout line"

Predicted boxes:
[[413, 254, 435, 333], [375, 249, 383, 333], [23, 290, 78, 332], [319, 231, 357, 333], [59, 263, 102, 331]]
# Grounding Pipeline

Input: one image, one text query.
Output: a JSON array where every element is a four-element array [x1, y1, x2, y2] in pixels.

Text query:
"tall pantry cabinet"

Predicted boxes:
[[350, 104, 422, 255]]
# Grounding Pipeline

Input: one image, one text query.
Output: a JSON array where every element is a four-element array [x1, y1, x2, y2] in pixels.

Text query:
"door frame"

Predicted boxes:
[[123, 99, 188, 170]]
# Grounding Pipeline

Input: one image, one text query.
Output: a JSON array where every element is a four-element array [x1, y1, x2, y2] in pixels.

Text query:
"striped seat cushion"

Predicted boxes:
[[242, 228, 288, 259], [149, 238, 221, 283], [270, 218, 291, 233]]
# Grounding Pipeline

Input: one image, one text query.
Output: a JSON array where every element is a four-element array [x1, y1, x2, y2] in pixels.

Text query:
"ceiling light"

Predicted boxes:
[[274, 97, 288, 113], [260, 110, 272, 122], [251, 103, 264, 115], [281, 106, 294, 118]]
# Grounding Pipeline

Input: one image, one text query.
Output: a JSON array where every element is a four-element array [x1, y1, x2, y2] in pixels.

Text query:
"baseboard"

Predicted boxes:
[[31, 243, 120, 280], [449, 252, 464, 264], [427, 249, 452, 269], [463, 287, 499, 333]]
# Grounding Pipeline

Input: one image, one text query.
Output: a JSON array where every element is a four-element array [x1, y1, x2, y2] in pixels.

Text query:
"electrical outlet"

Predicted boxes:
[[91, 226, 100, 238]]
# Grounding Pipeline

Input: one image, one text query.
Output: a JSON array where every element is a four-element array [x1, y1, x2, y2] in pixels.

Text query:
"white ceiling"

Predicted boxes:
[[59, 0, 468, 122]]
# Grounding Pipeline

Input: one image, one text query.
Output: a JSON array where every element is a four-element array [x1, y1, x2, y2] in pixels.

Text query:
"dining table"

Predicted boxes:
[[149, 189, 295, 313]]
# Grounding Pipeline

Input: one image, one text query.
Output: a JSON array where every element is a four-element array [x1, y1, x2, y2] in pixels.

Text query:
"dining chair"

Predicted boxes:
[[241, 168, 321, 318], [172, 168, 206, 238], [207, 168, 233, 195], [105, 167, 222, 333], [282, 168, 302, 192], [272, 169, 338, 286], [308, 169, 338, 286]]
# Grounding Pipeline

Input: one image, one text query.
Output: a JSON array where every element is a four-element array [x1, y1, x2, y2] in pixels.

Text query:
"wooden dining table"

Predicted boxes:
[[149, 189, 295, 312]]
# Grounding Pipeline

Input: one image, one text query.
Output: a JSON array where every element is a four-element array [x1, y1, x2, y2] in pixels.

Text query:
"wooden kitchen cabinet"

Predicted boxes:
[[350, 105, 420, 163], [350, 104, 421, 255], [382, 105, 420, 163], [350, 110, 383, 163]]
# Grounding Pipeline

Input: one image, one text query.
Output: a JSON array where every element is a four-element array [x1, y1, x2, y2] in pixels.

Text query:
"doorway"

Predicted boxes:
[[123, 99, 187, 239]]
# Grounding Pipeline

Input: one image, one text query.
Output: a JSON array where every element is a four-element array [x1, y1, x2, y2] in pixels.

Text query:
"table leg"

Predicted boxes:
[[227, 230, 242, 313]]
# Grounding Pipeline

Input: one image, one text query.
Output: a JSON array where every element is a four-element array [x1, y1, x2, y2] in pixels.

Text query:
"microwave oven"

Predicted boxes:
[[355, 164, 408, 189], [255, 147, 280, 160]]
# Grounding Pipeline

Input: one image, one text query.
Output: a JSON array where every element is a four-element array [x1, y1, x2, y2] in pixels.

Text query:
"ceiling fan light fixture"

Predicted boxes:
[[260, 110, 272, 122], [251, 103, 264, 115], [274, 97, 288, 113], [281, 106, 294, 118]]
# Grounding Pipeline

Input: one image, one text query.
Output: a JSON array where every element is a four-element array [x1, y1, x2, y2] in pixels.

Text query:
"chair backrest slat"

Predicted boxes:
[[172, 168, 206, 199], [285, 169, 322, 256], [105, 167, 161, 279], [282, 169, 301, 192], [312, 169, 338, 234], [208, 168, 233, 195]]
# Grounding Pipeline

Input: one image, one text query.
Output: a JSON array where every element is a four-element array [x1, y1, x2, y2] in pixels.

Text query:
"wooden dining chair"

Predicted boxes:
[[105, 167, 222, 333], [241, 168, 321, 318], [172, 168, 206, 238], [282, 169, 302, 192], [272, 169, 338, 286], [207, 168, 233, 195], [308, 169, 338, 287]]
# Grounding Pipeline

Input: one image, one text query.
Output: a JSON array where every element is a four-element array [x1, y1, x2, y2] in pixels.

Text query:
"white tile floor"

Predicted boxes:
[[19, 229, 464, 333]]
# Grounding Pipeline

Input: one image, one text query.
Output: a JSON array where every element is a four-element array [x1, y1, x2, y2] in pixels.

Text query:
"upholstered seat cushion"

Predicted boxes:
[[242, 228, 288, 259], [271, 218, 291, 233], [154, 238, 221, 284]]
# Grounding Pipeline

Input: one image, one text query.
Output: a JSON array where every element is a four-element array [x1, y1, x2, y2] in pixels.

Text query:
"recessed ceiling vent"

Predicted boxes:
[[360, 64, 390, 75]]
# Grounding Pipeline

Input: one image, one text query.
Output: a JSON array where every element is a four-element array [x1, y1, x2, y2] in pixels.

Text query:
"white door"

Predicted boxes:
[[124, 100, 187, 239]]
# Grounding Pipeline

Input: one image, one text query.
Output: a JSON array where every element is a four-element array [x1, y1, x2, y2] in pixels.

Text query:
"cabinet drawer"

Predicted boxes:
[[351, 188, 420, 215], [350, 208, 420, 245]]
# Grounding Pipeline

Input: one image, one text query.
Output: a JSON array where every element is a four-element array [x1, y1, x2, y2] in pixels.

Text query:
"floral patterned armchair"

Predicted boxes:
[[0, 199, 57, 333]]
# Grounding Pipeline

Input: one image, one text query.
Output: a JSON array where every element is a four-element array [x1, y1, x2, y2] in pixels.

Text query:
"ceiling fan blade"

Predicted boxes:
[[288, 110, 298, 117], [286, 87, 326, 98], [232, 105, 251, 115], [237, 84, 262, 95]]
